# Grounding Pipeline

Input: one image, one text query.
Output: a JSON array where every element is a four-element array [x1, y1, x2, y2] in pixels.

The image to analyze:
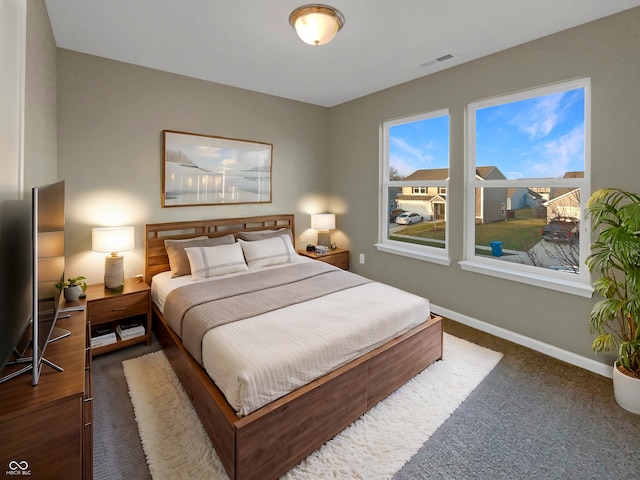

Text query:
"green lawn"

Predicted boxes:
[[392, 209, 546, 251]]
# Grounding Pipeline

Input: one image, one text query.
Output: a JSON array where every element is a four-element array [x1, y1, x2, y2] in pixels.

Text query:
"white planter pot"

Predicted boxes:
[[613, 362, 640, 415], [63, 285, 82, 302]]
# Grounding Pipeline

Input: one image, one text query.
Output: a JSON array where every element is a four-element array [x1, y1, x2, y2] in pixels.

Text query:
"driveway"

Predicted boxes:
[[499, 240, 579, 270]]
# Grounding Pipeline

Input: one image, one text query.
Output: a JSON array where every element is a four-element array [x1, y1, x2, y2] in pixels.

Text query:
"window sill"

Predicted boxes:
[[458, 260, 594, 298], [375, 243, 452, 266]]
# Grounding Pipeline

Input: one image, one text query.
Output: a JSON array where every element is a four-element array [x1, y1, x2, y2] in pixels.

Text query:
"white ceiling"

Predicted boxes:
[[45, 0, 640, 107]]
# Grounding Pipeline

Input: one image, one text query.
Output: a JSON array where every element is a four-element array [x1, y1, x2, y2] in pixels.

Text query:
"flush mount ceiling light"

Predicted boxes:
[[289, 4, 345, 46]]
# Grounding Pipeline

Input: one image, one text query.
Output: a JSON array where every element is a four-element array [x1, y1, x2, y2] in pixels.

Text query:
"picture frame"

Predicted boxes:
[[162, 130, 272, 207]]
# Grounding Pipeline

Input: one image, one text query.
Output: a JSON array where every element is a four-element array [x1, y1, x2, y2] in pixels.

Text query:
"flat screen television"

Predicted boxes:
[[0, 180, 66, 385], [0, 196, 33, 382], [31, 180, 66, 385]]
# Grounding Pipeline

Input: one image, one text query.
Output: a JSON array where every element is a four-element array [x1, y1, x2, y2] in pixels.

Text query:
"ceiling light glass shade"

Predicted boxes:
[[289, 4, 345, 46]]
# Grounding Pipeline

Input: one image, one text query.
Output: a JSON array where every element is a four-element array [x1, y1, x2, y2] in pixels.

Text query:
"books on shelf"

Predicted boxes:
[[60, 304, 85, 312], [91, 330, 116, 348], [116, 320, 145, 340], [94, 326, 112, 336]]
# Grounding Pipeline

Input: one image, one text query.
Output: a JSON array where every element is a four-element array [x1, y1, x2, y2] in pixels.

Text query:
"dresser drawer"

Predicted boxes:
[[88, 291, 149, 324]]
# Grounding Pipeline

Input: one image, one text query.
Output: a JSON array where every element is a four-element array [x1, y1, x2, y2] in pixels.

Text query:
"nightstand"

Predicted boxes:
[[298, 248, 350, 270], [85, 277, 151, 356]]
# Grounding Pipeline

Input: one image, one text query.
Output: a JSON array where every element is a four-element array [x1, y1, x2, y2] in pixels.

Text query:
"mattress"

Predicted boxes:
[[152, 260, 430, 416]]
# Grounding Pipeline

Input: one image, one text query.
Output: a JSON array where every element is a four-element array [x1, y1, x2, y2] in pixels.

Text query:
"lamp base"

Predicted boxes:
[[104, 255, 124, 289], [317, 230, 331, 247]]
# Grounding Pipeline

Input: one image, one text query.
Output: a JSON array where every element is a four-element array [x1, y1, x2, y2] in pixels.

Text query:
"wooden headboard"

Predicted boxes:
[[144, 214, 295, 284]]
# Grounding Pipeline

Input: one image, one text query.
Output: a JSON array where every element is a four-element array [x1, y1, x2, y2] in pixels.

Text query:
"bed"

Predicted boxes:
[[144, 214, 443, 480]]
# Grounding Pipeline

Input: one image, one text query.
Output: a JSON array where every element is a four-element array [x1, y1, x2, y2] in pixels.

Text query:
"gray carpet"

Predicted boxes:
[[93, 321, 640, 479], [92, 339, 160, 479], [394, 320, 640, 479]]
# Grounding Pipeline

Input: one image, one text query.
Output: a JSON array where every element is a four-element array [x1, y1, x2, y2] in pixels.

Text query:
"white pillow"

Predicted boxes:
[[239, 235, 296, 269], [165, 234, 235, 277], [237, 228, 292, 242], [185, 242, 248, 280]]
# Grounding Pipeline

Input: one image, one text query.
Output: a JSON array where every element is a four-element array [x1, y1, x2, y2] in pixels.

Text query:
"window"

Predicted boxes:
[[377, 110, 450, 265], [460, 78, 592, 297]]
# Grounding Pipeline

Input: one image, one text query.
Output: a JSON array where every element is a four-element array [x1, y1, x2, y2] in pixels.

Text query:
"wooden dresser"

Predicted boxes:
[[0, 308, 92, 479]]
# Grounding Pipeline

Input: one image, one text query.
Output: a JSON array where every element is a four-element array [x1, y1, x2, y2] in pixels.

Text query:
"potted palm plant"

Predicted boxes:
[[585, 188, 640, 414], [55, 276, 88, 302]]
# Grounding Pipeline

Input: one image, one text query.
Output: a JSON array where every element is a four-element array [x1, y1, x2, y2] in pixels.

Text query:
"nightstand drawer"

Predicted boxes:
[[320, 251, 349, 270], [88, 291, 148, 324], [297, 248, 350, 270]]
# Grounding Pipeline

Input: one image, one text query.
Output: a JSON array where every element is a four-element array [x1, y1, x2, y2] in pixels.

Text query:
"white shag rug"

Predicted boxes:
[[123, 333, 503, 480]]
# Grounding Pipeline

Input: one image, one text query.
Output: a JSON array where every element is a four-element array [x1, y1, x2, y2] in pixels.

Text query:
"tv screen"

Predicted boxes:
[[0, 196, 33, 381], [32, 180, 65, 385]]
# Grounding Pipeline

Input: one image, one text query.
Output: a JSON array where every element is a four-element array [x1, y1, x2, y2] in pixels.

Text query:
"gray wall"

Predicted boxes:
[[328, 8, 640, 366], [0, 0, 56, 213], [24, 0, 57, 189], [56, 51, 330, 283]]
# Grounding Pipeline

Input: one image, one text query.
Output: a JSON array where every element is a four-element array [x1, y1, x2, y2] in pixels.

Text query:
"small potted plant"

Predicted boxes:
[[55, 276, 88, 302], [585, 188, 640, 414]]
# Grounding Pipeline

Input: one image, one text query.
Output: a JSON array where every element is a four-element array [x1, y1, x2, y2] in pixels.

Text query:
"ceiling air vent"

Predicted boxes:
[[420, 54, 454, 68]]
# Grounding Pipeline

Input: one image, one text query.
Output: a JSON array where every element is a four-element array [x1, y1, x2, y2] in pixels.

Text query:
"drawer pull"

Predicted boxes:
[[111, 306, 127, 312], [84, 397, 93, 403]]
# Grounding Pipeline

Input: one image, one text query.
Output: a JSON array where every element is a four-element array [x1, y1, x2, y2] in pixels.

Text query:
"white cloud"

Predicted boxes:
[[389, 137, 435, 176], [514, 92, 565, 140], [389, 154, 419, 177], [531, 125, 584, 177], [391, 137, 433, 162]]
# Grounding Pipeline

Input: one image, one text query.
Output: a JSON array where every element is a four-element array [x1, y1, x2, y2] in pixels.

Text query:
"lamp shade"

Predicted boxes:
[[311, 213, 336, 231], [92, 226, 135, 254], [289, 4, 345, 46]]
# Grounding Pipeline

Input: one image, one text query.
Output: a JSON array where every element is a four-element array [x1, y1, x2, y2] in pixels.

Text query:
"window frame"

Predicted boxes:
[[376, 109, 451, 266], [460, 78, 593, 297]]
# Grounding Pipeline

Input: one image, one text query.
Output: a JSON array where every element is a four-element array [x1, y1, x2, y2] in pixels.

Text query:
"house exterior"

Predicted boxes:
[[474, 166, 508, 224], [507, 187, 544, 210], [546, 171, 584, 221], [395, 168, 448, 221], [394, 166, 508, 224]]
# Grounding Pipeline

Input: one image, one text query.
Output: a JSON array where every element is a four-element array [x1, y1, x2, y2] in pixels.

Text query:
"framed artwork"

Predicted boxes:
[[162, 130, 272, 207]]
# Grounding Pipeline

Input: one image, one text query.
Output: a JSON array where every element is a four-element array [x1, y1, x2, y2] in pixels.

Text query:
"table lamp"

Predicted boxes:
[[311, 213, 335, 248], [92, 226, 134, 289]]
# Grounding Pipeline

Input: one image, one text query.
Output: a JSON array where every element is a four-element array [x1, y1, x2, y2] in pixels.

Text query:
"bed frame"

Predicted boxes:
[[144, 214, 443, 480]]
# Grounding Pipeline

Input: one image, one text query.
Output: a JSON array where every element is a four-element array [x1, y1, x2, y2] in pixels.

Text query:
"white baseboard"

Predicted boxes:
[[431, 303, 613, 379]]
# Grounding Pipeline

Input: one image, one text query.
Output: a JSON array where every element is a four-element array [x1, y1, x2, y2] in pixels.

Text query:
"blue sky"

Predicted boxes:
[[389, 87, 585, 180], [389, 115, 449, 178]]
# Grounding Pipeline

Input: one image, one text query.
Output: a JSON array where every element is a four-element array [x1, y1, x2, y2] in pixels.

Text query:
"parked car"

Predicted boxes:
[[395, 212, 422, 225], [389, 208, 405, 222], [542, 216, 580, 243]]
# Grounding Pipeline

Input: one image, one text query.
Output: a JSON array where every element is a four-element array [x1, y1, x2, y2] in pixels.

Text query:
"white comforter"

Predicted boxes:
[[152, 260, 430, 416]]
